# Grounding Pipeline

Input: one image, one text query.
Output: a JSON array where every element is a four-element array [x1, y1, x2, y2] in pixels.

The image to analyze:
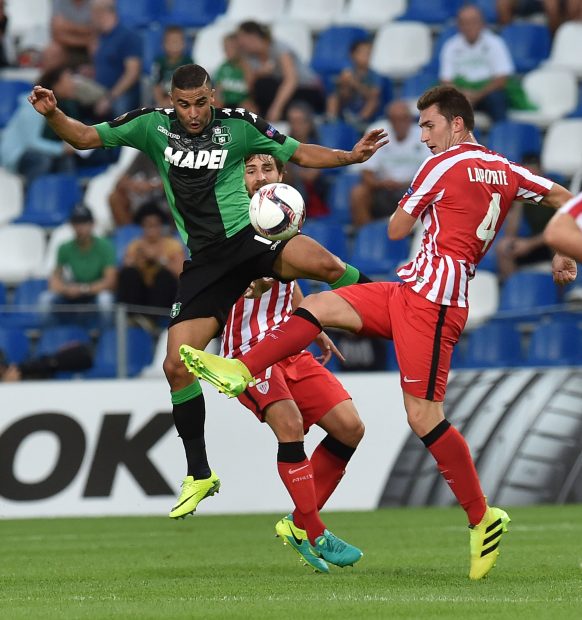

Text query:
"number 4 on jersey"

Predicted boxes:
[[477, 192, 501, 253]]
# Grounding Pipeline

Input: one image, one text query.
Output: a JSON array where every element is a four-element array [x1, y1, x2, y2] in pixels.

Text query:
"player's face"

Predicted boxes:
[[419, 104, 457, 155], [244, 155, 282, 197], [171, 84, 215, 135]]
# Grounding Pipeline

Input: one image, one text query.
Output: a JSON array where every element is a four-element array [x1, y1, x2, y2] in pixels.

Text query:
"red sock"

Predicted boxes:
[[277, 457, 325, 544], [240, 311, 321, 377], [293, 443, 348, 530], [426, 425, 487, 526]]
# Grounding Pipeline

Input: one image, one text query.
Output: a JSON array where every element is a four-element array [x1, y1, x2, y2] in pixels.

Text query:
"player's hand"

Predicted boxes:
[[351, 128, 389, 163], [244, 278, 275, 299], [551, 253, 577, 285], [313, 331, 345, 366], [28, 85, 58, 116]]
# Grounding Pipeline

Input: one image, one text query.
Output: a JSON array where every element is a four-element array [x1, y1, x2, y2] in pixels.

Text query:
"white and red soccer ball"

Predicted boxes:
[[249, 182, 306, 241]]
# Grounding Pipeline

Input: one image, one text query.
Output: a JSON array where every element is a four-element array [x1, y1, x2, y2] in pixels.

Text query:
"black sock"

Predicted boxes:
[[172, 393, 211, 479]]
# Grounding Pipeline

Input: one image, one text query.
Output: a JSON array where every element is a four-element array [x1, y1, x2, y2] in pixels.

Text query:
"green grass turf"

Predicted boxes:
[[1, 505, 581, 619]]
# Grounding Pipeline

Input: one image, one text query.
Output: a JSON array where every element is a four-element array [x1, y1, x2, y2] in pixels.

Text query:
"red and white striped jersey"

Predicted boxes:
[[397, 142, 553, 307], [558, 192, 582, 229], [221, 280, 295, 359]]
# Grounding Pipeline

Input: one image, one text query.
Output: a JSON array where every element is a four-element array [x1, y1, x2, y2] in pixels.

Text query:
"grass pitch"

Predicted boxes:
[[1, 505, 581, 619]]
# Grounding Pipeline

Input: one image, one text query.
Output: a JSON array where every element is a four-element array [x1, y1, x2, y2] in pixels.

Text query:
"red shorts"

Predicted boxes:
[[237, 350, 351, 432], [333, 282, 467, 401]]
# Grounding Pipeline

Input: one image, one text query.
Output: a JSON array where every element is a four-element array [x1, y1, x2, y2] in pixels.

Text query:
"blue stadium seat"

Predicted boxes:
[[16, 174, 81, 227], [462, 321, 523, 368], [328, 173, 359, 225], [0, 281, 6, 312], [401, 67, 438, 103], [498, 272, 560, 318], [141, 25, 164, 75], [526, 320, 582, 366], [0, 327, 30, 364], [311, 26, 369, 77], [468, 0, 498, 22], [301, 220, 348, 260], [116, 0, 166, 28], [36, 326, 91, 357], [163, 0, 227, 28], [113, 224, 142, 264], [487, 120, 542, 163], [501, 23, 551, 73], [350, 221, 410, 276], [378, 76, 394, 110], [85, 327, 154, 378], [426, 25, 457, 71], [2, 279, 48, 329], [0, 80, 32, 127], [318, 121, 360, 152], [400, 0, 461, 24]]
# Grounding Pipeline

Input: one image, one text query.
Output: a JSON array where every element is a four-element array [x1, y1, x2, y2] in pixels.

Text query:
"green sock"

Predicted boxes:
[[330, 263, 363, 289]]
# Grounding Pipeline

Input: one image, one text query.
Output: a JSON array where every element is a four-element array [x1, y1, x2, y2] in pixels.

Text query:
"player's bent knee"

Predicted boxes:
[[162, 354, 190, 385]]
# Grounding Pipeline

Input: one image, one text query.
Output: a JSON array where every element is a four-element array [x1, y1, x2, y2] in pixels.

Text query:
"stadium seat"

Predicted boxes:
[[16, 174, 81, 228], [86, 327, 154, 378], [36, 326, 91, 357], [191, 22, 233, 76], [36, 223, 75, 279], [0, 327, 30, 364], [497, 272, 560, 318], [5, 0, 50, 55], [2, 278, 48, 329], [0, 225, 46, 284], [113, 224, 142, 264], [333, 0, 407, 29], [526, 320, 582, 366], [543, 22, 582, 78], [284, 0, 345, 32], [272, 21, 312, 65], [487, 121, 542, 163], [370, 22, 432, 79], [141, 25, 164, 75], [465, 270, 499, 330], [509, 68, 578, 128], [541, 119, 582, 178], [163, 0, 227, 28], [399, 0, 460, 24], [0, 80, 33, 127], [311, 26, 369, 77], [469, 0, 498, 22], [328, 173, 359, 224], [401, 67, 439, 106], [301, 220, 348, 260], [318, 121, 360, 152], [0, 168, 24, 225], [116, 0, 166, 29], [350, 221, 410, 275], [501, 23, 551, 74], [462, 321, 523, 368], [221, 0, 285, 25], [426, 25, 457, 71]]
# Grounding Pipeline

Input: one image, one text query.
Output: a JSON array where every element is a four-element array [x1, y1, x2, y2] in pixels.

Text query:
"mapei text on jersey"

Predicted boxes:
[[164, 147, 228, 169]]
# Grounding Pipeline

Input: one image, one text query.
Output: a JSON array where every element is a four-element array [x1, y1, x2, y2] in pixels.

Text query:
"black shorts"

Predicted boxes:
[[169, 225, 290, 333]]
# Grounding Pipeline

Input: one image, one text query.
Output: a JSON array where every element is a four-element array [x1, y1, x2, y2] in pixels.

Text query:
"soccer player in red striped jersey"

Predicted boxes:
[[182, 86, 578, 579], [544, 192, 582, 263], [220, 153, 365, 572]]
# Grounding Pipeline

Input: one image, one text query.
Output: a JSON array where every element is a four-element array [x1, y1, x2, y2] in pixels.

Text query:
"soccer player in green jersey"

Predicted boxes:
[[28, 64, 387, 518]]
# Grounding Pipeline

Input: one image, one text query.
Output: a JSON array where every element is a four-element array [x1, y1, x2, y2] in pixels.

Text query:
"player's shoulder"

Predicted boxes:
[[214, 107, 261, 125], [560, 192, 582, 215], [107, 106, 172, 128]]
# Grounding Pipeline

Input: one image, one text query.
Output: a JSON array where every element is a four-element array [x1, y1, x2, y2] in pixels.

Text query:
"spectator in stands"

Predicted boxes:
[[497, 0, 582, 34], [350, 100, 426, 227], [91, 0, 142, 119], [152, 26, 193, 108], [0, 0, 10, 67], [117, 202, 185, 324], [0, 66, 78, 184], [439, 4, 514, 122], [214, 33, 252, 109], [237, 20, 325, 122], [51, 0, 94, 67], [326, 39, 382, 132], [0, 343, 93, 381], [283, 101, 329, 219], [40, 204, 116, 326], [109, 151, 166, 226]]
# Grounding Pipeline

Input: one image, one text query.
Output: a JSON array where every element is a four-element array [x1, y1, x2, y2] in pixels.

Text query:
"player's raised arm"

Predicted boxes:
[[538, 182, 573, 210], [290, 128, 388, 168], [28, 85, 102, 150]]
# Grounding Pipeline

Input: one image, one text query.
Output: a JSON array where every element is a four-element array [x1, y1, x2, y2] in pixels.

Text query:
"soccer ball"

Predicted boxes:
[[249, 182, 306, 241]]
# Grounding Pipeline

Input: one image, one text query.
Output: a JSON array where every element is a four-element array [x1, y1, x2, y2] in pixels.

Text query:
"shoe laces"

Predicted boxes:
[[320, 530, 346, 553]]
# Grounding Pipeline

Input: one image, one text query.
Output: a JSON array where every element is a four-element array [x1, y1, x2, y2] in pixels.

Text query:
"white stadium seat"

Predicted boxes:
[[465, 271, 499, 331], [543, 22, 582, 78], [334, 0, 407, 29], [5, 0, 51, 59], [509, 68, 578, 128], [541, 119, 582, 178], [370, 22, 432, 79], [0, 168, 23, 225], [36, 223, 75, 279], [272, 20, 313, 65], [284, 0, 345, 32], [221, 0, 286, 25], [192, 22, 234, 76], [0, 224, 46, 284]]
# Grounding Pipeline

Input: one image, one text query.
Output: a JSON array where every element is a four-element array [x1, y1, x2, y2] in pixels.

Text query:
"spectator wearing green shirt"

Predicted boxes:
[[152, 26, 193, 108], [40, 204, 117, 326], [214, 33, 252, 109]]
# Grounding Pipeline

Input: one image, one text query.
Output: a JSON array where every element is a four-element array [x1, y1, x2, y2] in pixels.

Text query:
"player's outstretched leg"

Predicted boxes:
[[180, 345, 253, 398], [314, 529, 363, 568], [169, 470, 221, 519], [275, 514, 329, 574], [469, 506, 511, 580]]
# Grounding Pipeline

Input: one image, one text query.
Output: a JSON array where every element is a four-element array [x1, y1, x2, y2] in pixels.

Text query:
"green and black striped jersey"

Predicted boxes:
[[94, 107, 299, 256]]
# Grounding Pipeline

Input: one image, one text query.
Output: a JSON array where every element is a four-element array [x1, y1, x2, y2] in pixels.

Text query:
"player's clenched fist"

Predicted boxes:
[[28, 85, 57, 116]]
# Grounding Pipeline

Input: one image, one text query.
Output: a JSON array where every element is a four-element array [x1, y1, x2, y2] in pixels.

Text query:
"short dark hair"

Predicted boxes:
[[38, 66, 69, 91], [349, 38, 372, 55], [238, 20, 271, 42], [164, 25, 185, 38], [171, 64, 211, 91], [417, 85, 475, 131], [135, 201, 168, 226], [244, 153, 285, 175]]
